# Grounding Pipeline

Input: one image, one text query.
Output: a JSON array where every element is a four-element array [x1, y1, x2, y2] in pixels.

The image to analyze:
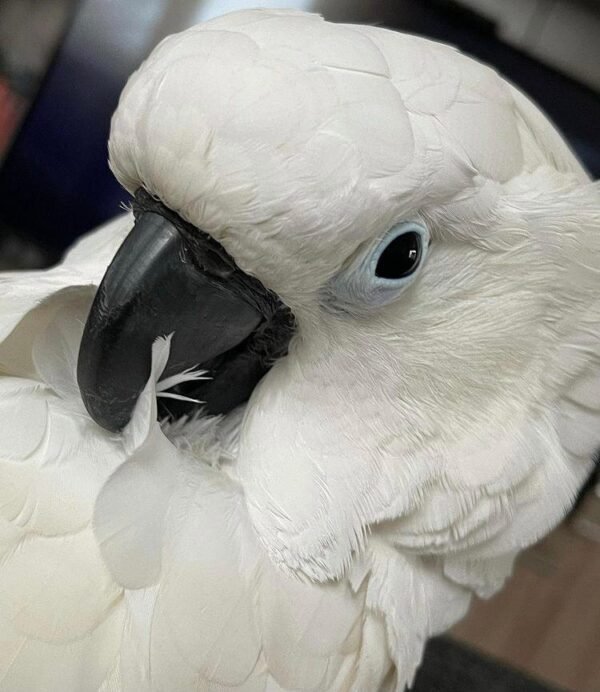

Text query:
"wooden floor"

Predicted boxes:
[[452, 495, 600, 692]]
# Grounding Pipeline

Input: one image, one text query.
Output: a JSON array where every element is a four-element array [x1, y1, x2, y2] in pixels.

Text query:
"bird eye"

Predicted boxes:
[[375, 230, 422, 280], [321, 220, 430, 315]]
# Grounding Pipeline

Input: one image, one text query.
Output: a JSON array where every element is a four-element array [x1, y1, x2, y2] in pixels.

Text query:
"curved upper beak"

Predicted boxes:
[[77, 189, 293, 432]]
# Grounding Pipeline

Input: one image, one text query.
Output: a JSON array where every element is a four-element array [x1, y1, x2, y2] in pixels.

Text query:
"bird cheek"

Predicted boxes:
[[236, 387, 372, 581]]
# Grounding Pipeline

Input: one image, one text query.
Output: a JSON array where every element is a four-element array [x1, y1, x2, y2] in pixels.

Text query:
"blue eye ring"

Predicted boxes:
[[322, 221, 430, 315], [368, 221, 429, 285]]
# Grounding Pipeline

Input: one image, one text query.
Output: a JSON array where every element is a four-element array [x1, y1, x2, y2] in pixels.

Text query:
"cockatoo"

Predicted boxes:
[[0, 9, 598, 691]]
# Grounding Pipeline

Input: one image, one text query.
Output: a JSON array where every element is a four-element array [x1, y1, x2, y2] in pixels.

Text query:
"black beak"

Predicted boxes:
[[77, 189, 293, 432]]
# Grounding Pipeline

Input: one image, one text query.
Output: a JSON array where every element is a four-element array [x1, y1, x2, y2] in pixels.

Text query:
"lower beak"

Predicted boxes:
[[77, 190, 292, 432]]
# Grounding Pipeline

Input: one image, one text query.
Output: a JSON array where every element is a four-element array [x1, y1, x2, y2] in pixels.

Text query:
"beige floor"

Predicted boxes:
[[452, 495, 600, 692]]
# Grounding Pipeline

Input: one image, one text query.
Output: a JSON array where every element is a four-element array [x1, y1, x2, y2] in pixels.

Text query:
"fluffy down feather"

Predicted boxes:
[[0, 9, 599, 691]]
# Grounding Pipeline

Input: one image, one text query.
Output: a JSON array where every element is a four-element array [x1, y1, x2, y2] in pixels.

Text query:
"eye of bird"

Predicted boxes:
[[375, 230, 423, 280], [322, 221, 430, 315]]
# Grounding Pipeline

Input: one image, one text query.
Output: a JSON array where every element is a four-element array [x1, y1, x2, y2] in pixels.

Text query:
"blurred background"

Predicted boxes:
[[0, 1, 599, 689]]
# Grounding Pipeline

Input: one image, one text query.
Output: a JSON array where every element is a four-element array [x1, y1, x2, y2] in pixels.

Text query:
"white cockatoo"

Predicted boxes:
[[0, 9, 598, 691]]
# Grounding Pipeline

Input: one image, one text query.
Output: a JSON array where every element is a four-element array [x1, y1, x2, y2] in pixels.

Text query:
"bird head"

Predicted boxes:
[[78, 10, 600, 581]]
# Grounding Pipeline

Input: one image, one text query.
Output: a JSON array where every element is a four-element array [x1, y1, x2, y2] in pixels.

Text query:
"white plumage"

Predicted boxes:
[[0, 9, 599, 691]]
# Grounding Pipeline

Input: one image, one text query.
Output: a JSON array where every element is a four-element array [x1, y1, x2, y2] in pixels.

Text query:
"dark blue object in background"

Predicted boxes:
[[0, 0, 166, 254]]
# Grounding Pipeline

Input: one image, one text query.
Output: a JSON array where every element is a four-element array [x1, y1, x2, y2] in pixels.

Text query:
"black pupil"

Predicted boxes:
[[375, 231, 421, 280]]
